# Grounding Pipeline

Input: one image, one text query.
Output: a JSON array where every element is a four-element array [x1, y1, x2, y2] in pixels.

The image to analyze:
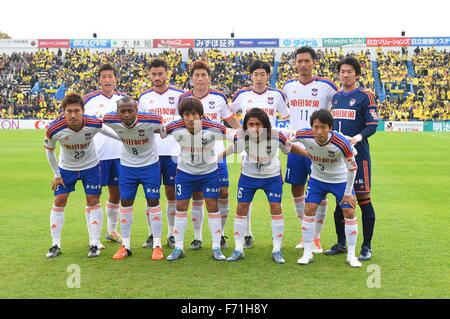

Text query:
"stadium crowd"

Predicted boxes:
[[0, 47, 448, 121]]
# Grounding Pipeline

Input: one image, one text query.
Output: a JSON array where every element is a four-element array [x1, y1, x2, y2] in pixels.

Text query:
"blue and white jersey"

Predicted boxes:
[[233, 129, 291, 179], [230, 86, 290, 126], [282, 76, 337, 131], [179, 89, 234, 154], [44, 115, 102, 171], [103, 112, 163, 168], [83, 90, 125, 160], [291, 129, 357, 183], [331, 87, 379, 160], [162, 118, 230, 175], [138, 86, 184, 156]]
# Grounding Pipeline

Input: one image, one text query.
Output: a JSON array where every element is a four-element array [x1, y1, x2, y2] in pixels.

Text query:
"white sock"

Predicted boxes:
[[301, 215, 315, 256], [345, 217, 359, 260], [313, 199, 327, 239], [166, 200, 176, 237], [147, 205, 162, 248], [145, 208, 152, 237], [218, 198, 229, 236], [174, 211, 188, 250], [191, 200, 204, 241], [246, 202, 253, 237], [120, 206, 133, 249], [50, 205, 65, 247], [89, 204, 103, 247], [106, 201, 120, 234], [271, 214, 284, 253], [208, 212, 222, 249], [294, 195, 306, 222], [85, 206, 91, 245], [233, 215, 247, 253]]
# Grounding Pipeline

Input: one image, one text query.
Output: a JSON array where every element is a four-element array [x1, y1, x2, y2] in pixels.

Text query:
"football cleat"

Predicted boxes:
[[166, 248, 184, 261], [142, 234, 154, 248], [324, 244, 347, 256], [190, 239, 202, 250], [212, 248, 226, 261], [113, 245, 132, 260], [347, 257, 363, 268], [46, 245, 61, 258], [358, 246, 372, 261], [272, 251, 286, 264], [106, 231, 122, 243], [151, 246, 164, 260], [88, 245, 101, 258], [167, 236, 175, 249], [226, 250, 245, 262], [297, 253, 314, 265], [312, 237, 323, 254], [243, 235, 253, 249], [220, 236, 228, 250]]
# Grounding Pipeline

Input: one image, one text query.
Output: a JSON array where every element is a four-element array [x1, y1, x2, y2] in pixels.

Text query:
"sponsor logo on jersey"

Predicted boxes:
[[290, 99, 320, 107], [267, 97, 274, 105], [349, 98, 356, 106], [312, 88, 318, 97], [332, 109, 356, 120]]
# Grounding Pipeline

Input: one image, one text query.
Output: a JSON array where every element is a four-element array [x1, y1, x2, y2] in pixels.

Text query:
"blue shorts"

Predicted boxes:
[[175, 169, 220, 200], [237, 174, 283, 203], [100, 159, 120, 186], [305, 178, 355, 209], [218, 161, 229, 188], [159, 155, 178, 186], [55, 164, 102, 196], [354, 159, 371, 194], [285, 152, 311, 186], [119, 162, 161, 201]]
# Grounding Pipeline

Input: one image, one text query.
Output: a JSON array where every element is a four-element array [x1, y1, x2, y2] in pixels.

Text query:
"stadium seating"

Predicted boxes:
[[0, 47, 448, 120]]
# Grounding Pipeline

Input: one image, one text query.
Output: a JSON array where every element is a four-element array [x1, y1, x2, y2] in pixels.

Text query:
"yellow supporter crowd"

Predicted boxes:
[[0, 47, 448, 121]]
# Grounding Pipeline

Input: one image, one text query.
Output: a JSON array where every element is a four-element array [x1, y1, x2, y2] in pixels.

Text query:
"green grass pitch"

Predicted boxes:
[[1, 130, 449, 298]]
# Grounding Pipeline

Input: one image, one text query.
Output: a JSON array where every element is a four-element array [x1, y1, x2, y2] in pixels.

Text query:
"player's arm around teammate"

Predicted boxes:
[[44, 93, 116, 258], [221, 108, 308, 264]]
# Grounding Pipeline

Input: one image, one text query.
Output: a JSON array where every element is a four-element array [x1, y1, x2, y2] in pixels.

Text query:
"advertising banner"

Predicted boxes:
[[411, 37, 450, 46], [366, 38, 411, 47], [235, 38, 279, 47], [0, 119, 53, 130], [153, 39, 194, 48], [38, 39, 70, 48], [195, 39, 236, 48], [70, 39, 111, 48], [280, 38, 322, 48], [0, 39, 38, 48], [322, 38, 366, 47], [424, 121, 450, 132], [111, 39, 153, 48], [384, 121, 423, 132]]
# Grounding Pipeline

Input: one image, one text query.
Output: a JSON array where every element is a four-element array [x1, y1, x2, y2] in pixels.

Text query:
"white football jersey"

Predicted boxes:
[[291, 129, 357, 183], [44, 115, 102, 171], [230, 87, 290, 126], [234, 129, 291, 179], [282, 77, 337, 131], [179, 89, 234, 154], [83, 90, 125, 160], [103, 112, 163, 168], [138, 86, 184, 156], [161, 119, 229, 175]]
